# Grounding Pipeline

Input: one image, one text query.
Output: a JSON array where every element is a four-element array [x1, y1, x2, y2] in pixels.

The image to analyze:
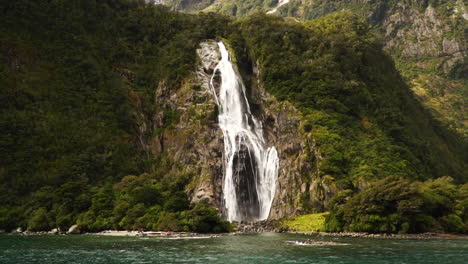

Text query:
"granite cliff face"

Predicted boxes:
[[248, 60, 338, 219], [133, 40, 224, 210], [380, 2, 467, 136], [383, 3, 465, 71]]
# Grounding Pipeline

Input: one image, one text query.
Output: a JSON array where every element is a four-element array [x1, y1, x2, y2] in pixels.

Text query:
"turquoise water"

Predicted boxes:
[[0, 233, 467, 263]]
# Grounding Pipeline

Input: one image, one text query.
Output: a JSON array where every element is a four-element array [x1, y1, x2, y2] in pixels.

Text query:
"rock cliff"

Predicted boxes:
[[134, 40, 225, 210], [136, 40, 336, 219]]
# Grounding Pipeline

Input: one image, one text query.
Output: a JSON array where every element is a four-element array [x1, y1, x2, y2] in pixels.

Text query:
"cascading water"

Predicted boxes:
[[266, 0, 290, 14], [210, 42, 279, 222]]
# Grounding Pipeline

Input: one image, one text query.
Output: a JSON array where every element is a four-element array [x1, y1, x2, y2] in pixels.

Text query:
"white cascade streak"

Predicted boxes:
[[210, 42, 279, 222], [266, 0, 290, 14]]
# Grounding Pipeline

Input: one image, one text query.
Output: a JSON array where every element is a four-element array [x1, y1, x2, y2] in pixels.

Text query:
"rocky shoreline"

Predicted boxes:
[[0, 228, 230, 238], [285, 231, 468, 240], [2, 224, 467, 239]]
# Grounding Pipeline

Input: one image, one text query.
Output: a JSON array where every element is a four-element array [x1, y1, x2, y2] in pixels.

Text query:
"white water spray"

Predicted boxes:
[[210, 42, 279, 222]]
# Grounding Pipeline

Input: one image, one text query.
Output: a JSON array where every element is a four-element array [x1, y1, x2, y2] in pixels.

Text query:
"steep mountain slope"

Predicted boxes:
[[167, 0, 468, 137], [0, 0, 232, 232], [0, 0, 466, 233]]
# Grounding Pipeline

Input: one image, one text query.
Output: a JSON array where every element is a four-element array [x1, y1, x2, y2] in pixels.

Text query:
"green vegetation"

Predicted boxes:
[[232, 12, 465, 184], [75, 172, 231, 232], [230, 12, 466, 233], [169, 0, 278, 17], [325, 177, 468, 233], [0, 0, 466, 234], [280, 213, 328, 232], [176, 0, 468, 137], [0, 0, 230, 233]]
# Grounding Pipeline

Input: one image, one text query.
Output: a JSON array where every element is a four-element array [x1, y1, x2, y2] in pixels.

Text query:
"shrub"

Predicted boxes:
[[440, 214, 464, 233], [157, 212, 183, 231], [27, 208, 51, 231], [163, 192, 190, 212], [181, 203, 232, 233], [325, 176, 466, 233], [130, 186, 161, 206]]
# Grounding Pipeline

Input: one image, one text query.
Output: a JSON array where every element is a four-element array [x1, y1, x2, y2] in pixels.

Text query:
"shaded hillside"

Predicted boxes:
[[0, 0, 231, 232]]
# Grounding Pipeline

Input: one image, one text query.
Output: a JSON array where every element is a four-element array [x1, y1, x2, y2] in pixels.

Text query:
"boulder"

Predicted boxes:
[[49, 228, 60, 235], [67, 225, 80, 234], [13, 227, 23, 233]]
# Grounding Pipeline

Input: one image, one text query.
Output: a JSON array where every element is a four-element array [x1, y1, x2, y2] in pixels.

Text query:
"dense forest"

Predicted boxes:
[[0, 0, 466, 233], [0, 0, 232, 233], [230, 12, 467, 233]]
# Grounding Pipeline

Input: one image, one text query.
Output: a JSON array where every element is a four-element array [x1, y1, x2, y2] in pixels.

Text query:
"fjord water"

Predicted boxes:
[[210, 42, 279, 222], [1, 233, 467, 264]]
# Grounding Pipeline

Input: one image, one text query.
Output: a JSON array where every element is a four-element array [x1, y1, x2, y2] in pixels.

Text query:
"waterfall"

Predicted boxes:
[[210, 42, 279, 222], [266, 0, 290, 14]]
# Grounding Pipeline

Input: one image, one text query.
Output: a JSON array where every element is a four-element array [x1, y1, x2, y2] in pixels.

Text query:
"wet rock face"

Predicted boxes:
[[248, 63, 338, 220], [232, 141, 261, 221], [197, 41, 222, 75], [263, 103, 309, 219], [180, 40, 224, 206], [133, 40, 224, 209]]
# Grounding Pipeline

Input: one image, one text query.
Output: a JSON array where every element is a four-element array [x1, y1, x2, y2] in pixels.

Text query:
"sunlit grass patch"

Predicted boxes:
[[281, 212, 329, 232]]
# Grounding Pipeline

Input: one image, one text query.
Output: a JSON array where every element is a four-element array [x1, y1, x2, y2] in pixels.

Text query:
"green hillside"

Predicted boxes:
[[0, 0, 231, 233]]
